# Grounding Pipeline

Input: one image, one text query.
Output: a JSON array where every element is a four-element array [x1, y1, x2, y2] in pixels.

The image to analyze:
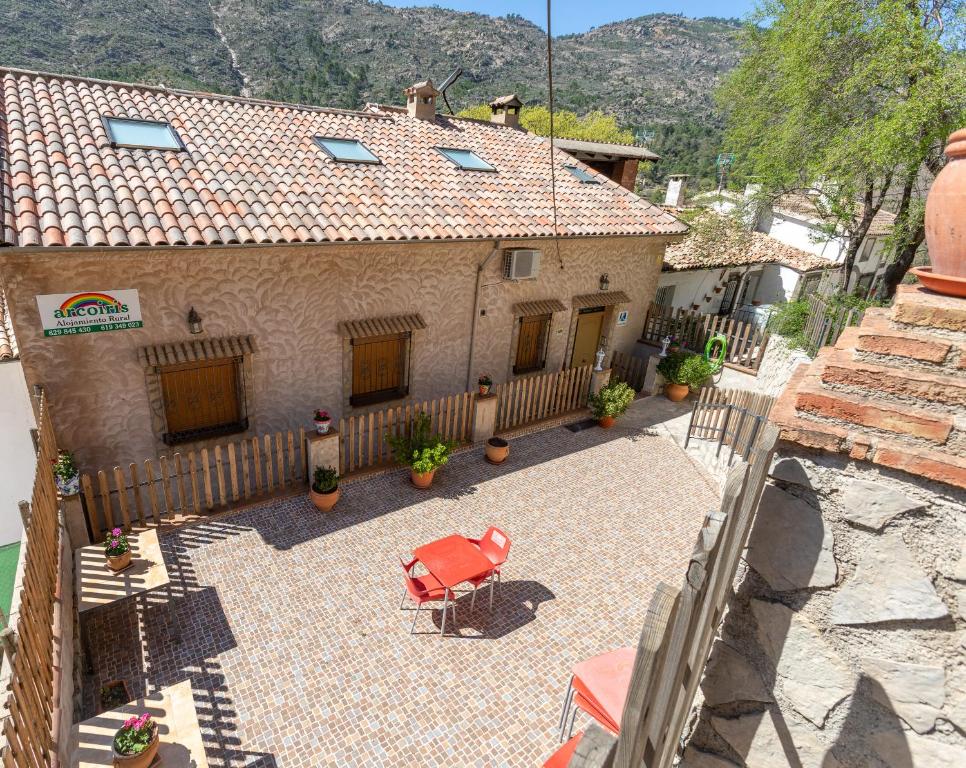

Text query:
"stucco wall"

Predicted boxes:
[[0, 361, 35, 545], [0, 236, 666, 472]]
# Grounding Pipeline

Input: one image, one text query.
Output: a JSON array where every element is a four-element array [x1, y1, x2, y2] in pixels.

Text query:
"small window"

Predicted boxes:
[[436, 147, 496, 172], [514, 314, 552, 374], [654, 285, 676, 308], [159, 357, 247, 444], [351, 333, 410, 406], [564, 165, 600, 184], [314, 136, 380, 164], [103, 117, 184, 150]]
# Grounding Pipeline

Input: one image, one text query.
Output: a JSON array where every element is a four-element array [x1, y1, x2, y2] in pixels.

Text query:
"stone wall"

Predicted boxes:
[[0, 235, 665, 471], [717, 333, 812, 396]]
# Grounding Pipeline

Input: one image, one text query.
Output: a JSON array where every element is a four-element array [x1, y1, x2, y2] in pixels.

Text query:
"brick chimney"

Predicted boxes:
[[405, 80, 439, 120], [664, 174, 689, 208], [489, 94, 523, 128]]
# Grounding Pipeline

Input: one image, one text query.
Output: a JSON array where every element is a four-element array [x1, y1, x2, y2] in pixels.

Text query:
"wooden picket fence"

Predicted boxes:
[[610, 350, 649, 392], [570, 425, 779, 768], [80, 428, 307, 541], [685, 387, 776, 464], [640, 302, 770, 373], [0, 390, 61, 768], [338, 391, 476, 476], [800, 293, 864, 357], [493, 364, 592, 433]]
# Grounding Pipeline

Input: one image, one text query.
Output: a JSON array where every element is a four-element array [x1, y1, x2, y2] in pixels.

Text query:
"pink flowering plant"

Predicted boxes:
[[313, 409, 331, 422], [104, 527, 130, 558], [113, 712, 156, 755]]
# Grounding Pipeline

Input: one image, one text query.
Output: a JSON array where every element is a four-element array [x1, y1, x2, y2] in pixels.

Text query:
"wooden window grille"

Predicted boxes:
[[350, 332, 410, 406], [159, 356, 247, 444], [513, 314, 551, 374]]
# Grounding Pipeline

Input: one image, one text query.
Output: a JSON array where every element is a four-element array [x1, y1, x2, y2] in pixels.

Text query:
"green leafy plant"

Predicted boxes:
[[312, 465, 338, 494], [766, 298, 810, 348], [387, 413, 454, 473], [51, 450, 77, 482], [113, 713, 155, 756], [657, 352, 715, 389], [478, 373, 492, 387], [104, 527, 130, 557], [589, 380, 635, 420]]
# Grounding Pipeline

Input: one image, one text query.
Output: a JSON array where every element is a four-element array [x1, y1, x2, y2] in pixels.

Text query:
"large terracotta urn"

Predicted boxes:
[[918, 128, 966, 294]]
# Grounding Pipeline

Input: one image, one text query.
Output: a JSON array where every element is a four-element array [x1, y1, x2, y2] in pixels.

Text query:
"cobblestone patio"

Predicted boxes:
[[83, 403, 719, 767]]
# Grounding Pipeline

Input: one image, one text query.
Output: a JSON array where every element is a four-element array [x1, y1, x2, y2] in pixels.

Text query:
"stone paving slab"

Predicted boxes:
[[83, 406, 718, 767]]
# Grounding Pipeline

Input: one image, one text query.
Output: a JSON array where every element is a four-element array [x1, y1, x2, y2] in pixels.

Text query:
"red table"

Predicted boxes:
[[413, 534, 494, 635]]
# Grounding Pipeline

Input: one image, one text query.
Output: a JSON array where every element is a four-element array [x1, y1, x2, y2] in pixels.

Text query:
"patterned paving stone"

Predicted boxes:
[[83, 419, 718, 767]]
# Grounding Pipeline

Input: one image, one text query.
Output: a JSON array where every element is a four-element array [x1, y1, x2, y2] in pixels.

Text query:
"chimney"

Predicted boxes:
[[405, 79, 439, 120], [664, 174, 689, 208], [489, 94, 523, 128]]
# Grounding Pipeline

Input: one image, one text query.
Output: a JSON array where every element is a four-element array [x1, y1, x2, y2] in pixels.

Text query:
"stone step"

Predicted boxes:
[[845, 312, 960, 368], [817, 347, 966, 409], [794, 382, 954, 444]]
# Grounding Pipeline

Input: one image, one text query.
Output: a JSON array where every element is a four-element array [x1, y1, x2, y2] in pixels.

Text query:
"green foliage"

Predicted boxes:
[[458, 104, 634, 144], [312, 465, 339, 494], [589, 380, 636, 419], [387, 413, 454, 472], [52, 450, 77, 482], [113, 713, 155, 756], [766, 299, 810, 348], [656, 352, 715, 388], [104, 528, 130, 558]]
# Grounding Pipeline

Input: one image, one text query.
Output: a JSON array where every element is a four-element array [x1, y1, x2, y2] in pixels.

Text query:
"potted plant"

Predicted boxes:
[[667, 334, 681, 354], [313, 409, 332, 435], [309, 465, 340, 512], [478, 373, 493, 395], [52, 450, 79, 496], [387, 413, 454, 489], [484, 436, 509, 464], [589, 380, 636, 428], [657, 352, 714, 402], [105, 527, 132, 572], [112, 712, 159, 768]]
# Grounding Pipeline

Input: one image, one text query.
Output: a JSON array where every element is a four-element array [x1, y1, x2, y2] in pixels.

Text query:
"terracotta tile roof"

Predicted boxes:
[[774, 193, 897, 237], [0, 286, 17, 360], [0, 68, 687, 249], [663, 213, 833, 273]]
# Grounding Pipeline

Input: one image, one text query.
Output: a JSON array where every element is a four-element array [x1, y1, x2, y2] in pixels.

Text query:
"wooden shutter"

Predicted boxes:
[[351, 333, 408, 405], [514, 314, 550, 373], [160, 357, 242, 438]]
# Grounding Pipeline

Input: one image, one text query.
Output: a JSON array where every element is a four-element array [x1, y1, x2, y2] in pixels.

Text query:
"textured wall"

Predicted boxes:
[[1, 236, 665, 472]]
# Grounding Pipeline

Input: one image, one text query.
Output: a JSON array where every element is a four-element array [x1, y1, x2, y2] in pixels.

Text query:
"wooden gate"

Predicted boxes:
[[685, 387, 776, 465], [570, 425, 779, 768]]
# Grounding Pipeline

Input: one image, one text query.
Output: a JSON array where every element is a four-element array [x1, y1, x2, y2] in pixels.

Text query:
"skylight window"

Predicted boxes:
[[103, 117, 184, 150], [314, 136, 380, 164], [436, 147, 496, 172], [564, 165, 600, 184]]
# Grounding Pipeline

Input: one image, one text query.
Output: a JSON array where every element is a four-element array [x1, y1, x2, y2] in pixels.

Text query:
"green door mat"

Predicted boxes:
[[0, 542, 22, 624]]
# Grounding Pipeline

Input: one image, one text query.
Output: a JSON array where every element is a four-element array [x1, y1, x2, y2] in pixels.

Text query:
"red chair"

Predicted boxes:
[[559, 647, 634, 740], [467, 526, 511, 609], [543, 732, 583, 768], [399, 557, 455, 634]]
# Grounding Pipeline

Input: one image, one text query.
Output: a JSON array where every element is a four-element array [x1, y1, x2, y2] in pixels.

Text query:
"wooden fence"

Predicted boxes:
[[493, 365, 592, 433], [640, 303, 770, 373], [610, 351, 649, 392], [800, 293, 864, 357], [570, 424, 779, 768], [685, 387, 776, 465], [1, 390, 62, 768], [338, 391, 476, 476], [80, 428, 307, 541]]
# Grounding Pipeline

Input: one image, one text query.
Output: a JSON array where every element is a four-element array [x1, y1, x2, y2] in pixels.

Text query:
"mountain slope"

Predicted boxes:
[[0, 1, 741, 179]]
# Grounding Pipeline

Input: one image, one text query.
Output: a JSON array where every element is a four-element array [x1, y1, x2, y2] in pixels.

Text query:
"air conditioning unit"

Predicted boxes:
[[503, 249, 541, 281]]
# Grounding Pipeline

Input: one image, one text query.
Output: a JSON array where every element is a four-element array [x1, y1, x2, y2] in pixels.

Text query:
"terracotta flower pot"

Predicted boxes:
[[924, 129, 966, 280], [106, 550, 132, 572], [309, 485, 340, 512], [112, 724, 159, 768], [665, 383, 689, 402], [484, 437, 509, 464], [598, 416, 616, 429], [479, 384, 491, 395], [668, 344, 680, 354], [410, 468, 436, 489]]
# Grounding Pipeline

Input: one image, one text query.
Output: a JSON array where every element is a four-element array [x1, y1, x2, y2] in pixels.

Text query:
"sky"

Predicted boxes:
[[381, 1, 759, 35]]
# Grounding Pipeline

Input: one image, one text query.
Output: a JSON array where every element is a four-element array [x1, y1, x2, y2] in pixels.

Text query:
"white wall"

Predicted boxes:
[[657, 269, 727, 315], [0, 362, 35, 545]]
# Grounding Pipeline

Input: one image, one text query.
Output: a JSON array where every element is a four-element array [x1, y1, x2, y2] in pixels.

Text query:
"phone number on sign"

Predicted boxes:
[[44, 320, 144, 337]]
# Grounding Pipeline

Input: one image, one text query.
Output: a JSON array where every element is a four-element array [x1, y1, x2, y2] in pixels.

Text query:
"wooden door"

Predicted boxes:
[[515, 314, 549, 373], [351, 333, 407, 404], [571, 309, 604, 368], [160, 358, 241, 435]]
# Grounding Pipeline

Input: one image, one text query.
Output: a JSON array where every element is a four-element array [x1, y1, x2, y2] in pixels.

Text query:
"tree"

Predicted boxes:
[[457, 104, 635, 144], [717, 0, 966, 295]]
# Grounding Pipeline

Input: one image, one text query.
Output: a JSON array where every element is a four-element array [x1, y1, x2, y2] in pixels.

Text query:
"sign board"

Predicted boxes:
[[36, 290, 143, 337], [616, 309, 629, 327]]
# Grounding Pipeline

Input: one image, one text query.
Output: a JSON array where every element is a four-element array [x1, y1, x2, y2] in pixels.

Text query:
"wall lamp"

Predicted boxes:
[[599, 273, 610, 292], [187, 307, 203, 335]]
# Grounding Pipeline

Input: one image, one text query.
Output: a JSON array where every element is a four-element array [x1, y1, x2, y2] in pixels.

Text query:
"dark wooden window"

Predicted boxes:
[[351, 332, 410, 406], [159, 357, 246, 444], [514, 314, 551, 374]]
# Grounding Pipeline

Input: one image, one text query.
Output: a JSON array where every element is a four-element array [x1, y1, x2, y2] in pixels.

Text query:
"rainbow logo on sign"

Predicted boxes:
[[54, 292, 128, 318]]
